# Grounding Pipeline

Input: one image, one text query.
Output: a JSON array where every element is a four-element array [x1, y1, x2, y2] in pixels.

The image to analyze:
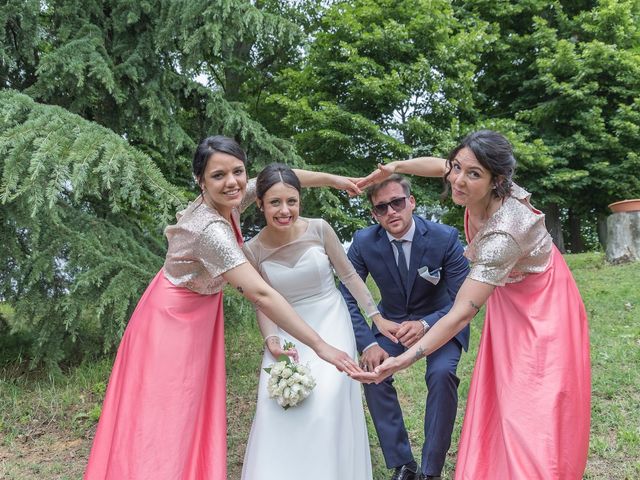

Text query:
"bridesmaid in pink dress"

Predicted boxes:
[[356, 130, 591, 479], [84, 135, 363, 480]]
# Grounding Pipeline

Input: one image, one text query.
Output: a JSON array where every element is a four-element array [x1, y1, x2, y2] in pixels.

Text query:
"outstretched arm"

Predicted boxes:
[[293, 169, 361, 196], [357, 157, 448, 189], [223, 262, 362, 375], [353, 278, 494, 383], [402, 228, 470, 347]]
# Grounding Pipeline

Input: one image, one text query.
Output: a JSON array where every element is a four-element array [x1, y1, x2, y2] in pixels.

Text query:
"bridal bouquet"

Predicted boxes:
[[264, 341, 316, 410]]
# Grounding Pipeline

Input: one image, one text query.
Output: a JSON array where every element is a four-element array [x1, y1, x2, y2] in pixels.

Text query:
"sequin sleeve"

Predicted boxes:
[[240, 178, 257, 213], [468, 231, 522, 286], [196, 221, 247, 278]]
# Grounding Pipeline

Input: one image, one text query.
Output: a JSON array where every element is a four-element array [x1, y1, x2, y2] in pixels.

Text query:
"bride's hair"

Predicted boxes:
[[256, 163, 301, 200]]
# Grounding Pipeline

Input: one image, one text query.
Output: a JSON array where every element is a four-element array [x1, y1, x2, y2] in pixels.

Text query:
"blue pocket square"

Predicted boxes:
[[418, 266, 441, 285]]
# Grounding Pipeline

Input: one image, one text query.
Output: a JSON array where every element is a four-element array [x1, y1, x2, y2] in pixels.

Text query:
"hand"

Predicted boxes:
[[395, 320, 425, 348], [332, 175, 362, 197], [356, 162, 397, 190], [351, 355, 403, 384], [359, 344, 389, 373], [265, 337, 299, 362], [349, 370, 378, 384], [372, 315, 399, 344], [315, 342, 363, 376], [372, 356, 405, 383]]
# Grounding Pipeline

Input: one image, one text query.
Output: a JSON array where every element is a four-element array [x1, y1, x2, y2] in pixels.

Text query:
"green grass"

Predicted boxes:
[[1, 252, 639, 479], [568, 253, 640, 479]]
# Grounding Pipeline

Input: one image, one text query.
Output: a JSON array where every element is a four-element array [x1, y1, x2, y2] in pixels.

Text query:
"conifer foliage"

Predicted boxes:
[[2, 1, 640, 366], [0, 90, 186, 366], [0, 0, 307, 366]]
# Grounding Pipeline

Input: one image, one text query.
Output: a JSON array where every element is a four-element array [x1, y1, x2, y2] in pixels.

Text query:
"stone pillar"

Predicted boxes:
[[606, 211, 640, 264]]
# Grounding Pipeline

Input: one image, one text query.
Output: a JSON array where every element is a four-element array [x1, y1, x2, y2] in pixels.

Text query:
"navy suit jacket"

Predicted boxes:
[[340, 215, 470, 353]]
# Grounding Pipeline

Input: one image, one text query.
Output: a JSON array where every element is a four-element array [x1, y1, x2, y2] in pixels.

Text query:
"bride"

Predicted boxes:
[[241, 164, 398, 480]]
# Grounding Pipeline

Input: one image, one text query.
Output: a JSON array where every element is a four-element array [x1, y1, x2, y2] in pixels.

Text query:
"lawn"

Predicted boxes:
[[1, 252, 638, 479]]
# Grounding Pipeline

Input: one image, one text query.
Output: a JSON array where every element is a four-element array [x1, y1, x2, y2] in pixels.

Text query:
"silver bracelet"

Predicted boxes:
[[263, 334, 280, 345], [420, 319, 430, 334]]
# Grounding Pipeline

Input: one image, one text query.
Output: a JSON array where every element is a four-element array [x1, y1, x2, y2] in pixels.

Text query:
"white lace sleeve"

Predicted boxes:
[[320, 219, 379, 317], [242, 238, 280, 339], [242, 239, 259, 270]]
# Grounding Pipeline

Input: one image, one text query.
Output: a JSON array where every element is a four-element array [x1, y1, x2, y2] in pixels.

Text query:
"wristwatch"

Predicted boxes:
[[420, 319, 430, 334]]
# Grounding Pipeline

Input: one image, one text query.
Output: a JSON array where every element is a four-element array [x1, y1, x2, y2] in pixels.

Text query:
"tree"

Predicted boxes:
[[1, 0, 310, 180], [523, 0, 640, 250], [0, 90, 184, 366], [457, 0, 640, 251], [0, 0, 314, 366], [267, 0, 491, 236]]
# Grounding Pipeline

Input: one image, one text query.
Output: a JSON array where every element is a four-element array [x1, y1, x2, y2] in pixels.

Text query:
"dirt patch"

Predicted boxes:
[[1, 427, 92, 480]]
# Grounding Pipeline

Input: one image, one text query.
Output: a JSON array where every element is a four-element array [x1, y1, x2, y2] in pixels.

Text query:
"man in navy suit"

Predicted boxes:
[[340, 174, 469, 480]]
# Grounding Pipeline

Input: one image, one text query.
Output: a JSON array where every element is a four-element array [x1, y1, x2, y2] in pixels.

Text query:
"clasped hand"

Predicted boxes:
[[332, 163, 395, 197], [355, 319, 425, 383], [355, 163, 396, 190], [394, 320, 425, 347], [351, 356, 403, 384]]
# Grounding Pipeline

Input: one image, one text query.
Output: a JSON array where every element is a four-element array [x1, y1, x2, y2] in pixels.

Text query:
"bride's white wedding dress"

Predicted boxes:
[[241, 218, 374, 480]]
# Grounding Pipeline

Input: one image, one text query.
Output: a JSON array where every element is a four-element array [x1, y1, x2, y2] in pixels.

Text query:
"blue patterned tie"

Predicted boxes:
[[391, 239, 409, 292]]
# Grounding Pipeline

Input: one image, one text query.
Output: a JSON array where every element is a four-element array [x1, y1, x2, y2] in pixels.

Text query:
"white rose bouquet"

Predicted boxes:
[[264, 341, 316, 409]]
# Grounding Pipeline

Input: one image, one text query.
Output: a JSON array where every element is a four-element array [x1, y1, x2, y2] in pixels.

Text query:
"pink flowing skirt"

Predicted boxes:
[[84, 270, 227, 479], [455, 247, 591, 479]]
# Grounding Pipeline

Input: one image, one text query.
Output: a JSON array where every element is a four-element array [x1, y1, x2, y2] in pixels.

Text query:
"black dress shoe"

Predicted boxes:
[[391, 464, 417, 480]]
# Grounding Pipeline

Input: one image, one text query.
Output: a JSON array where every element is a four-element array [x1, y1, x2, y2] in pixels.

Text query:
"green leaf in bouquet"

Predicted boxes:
[[277, 354, 291, 363], [263, 367, 272, 374]]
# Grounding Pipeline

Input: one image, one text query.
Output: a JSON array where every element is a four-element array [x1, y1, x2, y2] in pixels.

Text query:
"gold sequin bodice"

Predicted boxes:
[[464, 183, 553, 286]]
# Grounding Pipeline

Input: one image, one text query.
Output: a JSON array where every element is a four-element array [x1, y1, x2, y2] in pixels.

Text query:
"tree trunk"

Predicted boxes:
[[224, 40, 253, 101], [568, 208, 584, 253], [597, 213, 608, 249], [606, 212, 640, 264], [543, 202, 565, 253]]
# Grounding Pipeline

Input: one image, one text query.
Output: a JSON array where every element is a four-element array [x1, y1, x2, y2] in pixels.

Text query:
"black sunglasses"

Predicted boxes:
[[372, 197, 408, 216]]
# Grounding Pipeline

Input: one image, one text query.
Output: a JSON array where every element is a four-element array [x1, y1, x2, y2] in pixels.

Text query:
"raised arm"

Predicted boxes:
[[357, 156, 448, 189], [222, 262, 361, 375], [246, 168, 360, 203], [293, 169, 361, 196]]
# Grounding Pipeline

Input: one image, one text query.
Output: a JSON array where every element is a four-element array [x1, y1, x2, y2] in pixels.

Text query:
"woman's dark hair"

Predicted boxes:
[[192, 135, 247, 185], [444, 129, 516, 199], [256, 163, 301, 200]]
